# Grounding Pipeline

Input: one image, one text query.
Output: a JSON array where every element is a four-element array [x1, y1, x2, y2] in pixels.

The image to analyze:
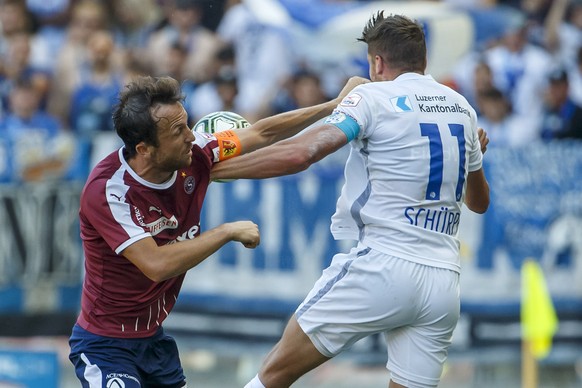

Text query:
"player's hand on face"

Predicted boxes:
[[337, 76, 370, 101], [228, 221, 260, 248], [478, 127, 489, 154]]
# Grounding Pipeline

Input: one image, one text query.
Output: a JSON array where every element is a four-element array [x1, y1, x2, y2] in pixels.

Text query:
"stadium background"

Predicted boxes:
[[0, 0, 581, 387]]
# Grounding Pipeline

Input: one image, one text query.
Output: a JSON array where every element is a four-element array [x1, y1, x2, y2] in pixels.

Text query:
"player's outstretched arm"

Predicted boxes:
[[478, 127, 489, 154], [465, 128, 490, 213], [211, 123, 348, 180], [234, 76, 368, 155], [121, 221, 260, 282], [465, 169, 489, 214]]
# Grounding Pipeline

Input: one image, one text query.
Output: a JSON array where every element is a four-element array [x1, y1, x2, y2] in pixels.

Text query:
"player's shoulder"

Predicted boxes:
[[351, 81, 380, 94], [83, 149, 125, 192], [338, 82, 380, 108], [189, 133, 217, 169], [193, 131, 215, 149], [90, 148, 123, 177]]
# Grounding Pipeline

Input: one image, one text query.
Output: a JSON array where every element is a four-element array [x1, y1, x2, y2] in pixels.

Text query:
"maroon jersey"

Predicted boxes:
[[77, 134, 219, 338]]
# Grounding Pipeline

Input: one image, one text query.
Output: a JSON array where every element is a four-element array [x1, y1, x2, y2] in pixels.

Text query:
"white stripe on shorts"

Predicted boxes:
[[296, 247, 371, 318], [81, 353, 103, 387]]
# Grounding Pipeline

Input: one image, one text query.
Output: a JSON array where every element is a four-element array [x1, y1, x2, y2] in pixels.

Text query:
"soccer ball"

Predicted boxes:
[[193, 111, 250, 134], [193, 111, 250, 183]]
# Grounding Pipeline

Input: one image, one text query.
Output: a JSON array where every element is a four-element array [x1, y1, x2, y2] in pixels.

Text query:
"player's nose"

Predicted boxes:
[[185, 128, 196, 142]]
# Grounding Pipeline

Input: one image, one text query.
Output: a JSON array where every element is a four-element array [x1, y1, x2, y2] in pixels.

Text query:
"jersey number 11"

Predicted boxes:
[[420, 123, 466, 202]]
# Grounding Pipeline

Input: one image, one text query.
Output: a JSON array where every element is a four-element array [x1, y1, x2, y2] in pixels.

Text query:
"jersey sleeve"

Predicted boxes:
[[81, 177, 151, 254], [192, 131, 242, 164], [467, 108, 483, 172], [333, 85, 373, 140]]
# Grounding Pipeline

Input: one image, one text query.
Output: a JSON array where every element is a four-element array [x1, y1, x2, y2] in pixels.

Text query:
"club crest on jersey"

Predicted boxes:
[[340, 93, 362, 107], [390, 96, 413, 112], [184, 175, 195, 194]]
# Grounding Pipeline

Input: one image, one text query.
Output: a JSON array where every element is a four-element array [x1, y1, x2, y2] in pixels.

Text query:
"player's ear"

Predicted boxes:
[[374, 54, 384, 77], [135, 141, 153, 158]]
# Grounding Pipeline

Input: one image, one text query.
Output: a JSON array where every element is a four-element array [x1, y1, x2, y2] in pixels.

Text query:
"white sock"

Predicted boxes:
[[244, 374, 266, 388]]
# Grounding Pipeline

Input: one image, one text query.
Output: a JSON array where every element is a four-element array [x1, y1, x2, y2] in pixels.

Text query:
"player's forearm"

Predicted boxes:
[[213, 143, 312, 180], [158, 225, 237, 281], [212, 124, 347, 180], [126, 224, 237, 282], [243, 98, 340, 153], [465, 168, 490, 214]]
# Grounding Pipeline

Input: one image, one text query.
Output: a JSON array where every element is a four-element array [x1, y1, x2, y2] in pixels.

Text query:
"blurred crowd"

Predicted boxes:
[[0, 0, 581, 184], [451, 0, 582, 148]]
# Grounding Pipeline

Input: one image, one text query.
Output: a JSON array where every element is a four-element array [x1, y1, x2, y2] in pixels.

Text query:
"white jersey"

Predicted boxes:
[[330, 73, 482, 272]]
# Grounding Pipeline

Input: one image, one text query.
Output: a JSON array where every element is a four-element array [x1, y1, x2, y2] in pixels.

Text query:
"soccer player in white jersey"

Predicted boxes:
[[68, 75, 366, 387], [212, 12, 490, 388]]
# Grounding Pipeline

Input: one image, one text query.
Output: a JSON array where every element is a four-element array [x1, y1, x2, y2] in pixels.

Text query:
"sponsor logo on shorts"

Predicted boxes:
[[106, 377, 125, 388], [105, 373, 140, 387]]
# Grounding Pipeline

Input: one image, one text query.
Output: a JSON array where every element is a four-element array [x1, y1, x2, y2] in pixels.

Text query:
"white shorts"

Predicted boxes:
[[295, 245, 460, 388]]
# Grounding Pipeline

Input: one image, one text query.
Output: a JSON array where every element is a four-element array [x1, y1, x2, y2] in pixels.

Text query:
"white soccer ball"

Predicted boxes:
[[193, 111, 250, 183], [193, 111, 250, 134]]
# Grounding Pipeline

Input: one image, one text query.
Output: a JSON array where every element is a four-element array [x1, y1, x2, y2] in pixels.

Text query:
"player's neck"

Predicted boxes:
[[127, 156, 173, 184]]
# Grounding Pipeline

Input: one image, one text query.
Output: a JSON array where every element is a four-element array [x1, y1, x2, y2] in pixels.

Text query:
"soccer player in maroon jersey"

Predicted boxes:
[[68, 75, 367, 387]]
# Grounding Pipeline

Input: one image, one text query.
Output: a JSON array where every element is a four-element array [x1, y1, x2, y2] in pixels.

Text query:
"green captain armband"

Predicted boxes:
[[324, 111, 360, 142]]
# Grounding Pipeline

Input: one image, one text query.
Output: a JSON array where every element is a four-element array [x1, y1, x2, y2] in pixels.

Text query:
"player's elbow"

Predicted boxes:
[[285, 146, 317, 173], [122, 239, 179, 283], [465, 189, 490, 214], [465, 170, 489, 214], [147, 270, 179, 283], [466, 198, 489, 214], [139, 260, 175, 283], [140, 266, 166, 283]]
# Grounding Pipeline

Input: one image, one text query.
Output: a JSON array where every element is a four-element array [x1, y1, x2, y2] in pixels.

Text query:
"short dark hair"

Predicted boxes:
[[358, 12, 427, 73], [478, 87, 505, 101], [548, 68, 568, 84], [112, 76, 184, 158], [12, 75, 35, 91]]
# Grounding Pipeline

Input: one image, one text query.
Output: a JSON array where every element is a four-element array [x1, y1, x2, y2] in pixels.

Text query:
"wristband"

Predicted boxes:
[[215, 130, 242, 160]]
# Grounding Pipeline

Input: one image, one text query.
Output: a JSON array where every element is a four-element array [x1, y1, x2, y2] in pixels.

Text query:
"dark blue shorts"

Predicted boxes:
[[69, 324, 186, 388]]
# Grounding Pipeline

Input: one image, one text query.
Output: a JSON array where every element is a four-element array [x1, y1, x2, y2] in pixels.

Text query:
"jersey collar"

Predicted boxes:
[[118, 147, 177, 190], [393, 73, 434, 82]]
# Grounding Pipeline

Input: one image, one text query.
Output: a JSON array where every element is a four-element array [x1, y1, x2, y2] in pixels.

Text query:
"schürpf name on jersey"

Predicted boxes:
[[404, 206, 461, 236]]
